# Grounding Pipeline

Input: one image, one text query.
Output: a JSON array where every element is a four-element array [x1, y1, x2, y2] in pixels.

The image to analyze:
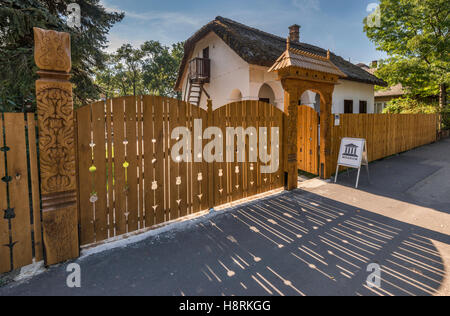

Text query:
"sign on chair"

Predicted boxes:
[[334, 138, 370, 188]]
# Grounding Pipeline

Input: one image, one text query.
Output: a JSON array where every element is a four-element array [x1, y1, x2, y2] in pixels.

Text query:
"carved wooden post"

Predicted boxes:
[[282, 80, 299, 190], [34, 28, 79, 265], [320, 92, 333, 180]]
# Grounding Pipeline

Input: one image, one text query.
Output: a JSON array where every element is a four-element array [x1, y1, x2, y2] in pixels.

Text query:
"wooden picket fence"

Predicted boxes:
[[0, 113, 42, 274], [330, 113, 438, 174], [75, 96, 285, 246]]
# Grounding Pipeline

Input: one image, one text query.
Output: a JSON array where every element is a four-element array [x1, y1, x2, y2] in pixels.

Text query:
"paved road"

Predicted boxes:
[[1, 139, 449, 296]]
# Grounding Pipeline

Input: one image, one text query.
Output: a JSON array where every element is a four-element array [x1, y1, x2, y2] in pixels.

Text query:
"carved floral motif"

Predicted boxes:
[[34, 27, 71, 73], [36, 82, 76, 194]]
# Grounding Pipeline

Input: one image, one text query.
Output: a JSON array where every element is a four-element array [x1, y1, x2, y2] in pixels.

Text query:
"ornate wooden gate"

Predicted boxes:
[[75, 97, 285, 246], [297, 105, 319, 175]]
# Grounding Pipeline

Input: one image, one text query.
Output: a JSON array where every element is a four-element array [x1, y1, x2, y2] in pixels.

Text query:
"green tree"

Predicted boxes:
[[0, 0, 124, 111], [94, 41, 184, 99], [141, 41, 184, 99], [93, 53, 118, 99], [364, 0, 449, 124], [115, 44, 145, 96]]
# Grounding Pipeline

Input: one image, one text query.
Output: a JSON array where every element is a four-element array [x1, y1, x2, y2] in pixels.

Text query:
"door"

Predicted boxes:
[[297, 105, 319, 175]]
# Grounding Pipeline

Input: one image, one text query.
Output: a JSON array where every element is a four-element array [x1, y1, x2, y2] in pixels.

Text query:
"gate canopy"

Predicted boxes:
[[268, 39, 347, 82]]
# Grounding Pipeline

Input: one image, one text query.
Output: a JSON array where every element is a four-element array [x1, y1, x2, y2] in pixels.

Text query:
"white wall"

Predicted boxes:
[[332, 80, 375, 114], [181, 32, 250, 110], [181, 33, 375, 113]]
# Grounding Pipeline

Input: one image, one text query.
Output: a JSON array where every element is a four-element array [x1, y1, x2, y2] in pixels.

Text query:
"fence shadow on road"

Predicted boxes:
[[1, 189, 448, 296], [168, 190, 448, 296]]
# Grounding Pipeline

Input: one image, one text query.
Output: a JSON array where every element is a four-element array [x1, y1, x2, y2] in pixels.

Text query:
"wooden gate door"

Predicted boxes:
[[297, 105, 319, 175]]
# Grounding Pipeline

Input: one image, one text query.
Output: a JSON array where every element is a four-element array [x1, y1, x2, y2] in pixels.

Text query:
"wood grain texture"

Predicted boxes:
[[297, 105, 319, 175], [125, 96, 138, 232], [34, 27, 71, 73], [42, 206, 79, 265], [92, 101, 108, 242], [143, 95, 155, 227], [27, 114, 43, 262], [76, 105, 94, 244], [4, 113, 33, 270], [112, 97, 127, 235], [0, 115, 11, 273]]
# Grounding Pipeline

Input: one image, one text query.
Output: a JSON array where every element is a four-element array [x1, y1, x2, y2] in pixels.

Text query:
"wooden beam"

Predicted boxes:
[[34, 27, 79, 265]]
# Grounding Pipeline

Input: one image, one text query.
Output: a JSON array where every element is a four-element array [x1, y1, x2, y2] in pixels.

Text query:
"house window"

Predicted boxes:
[[344, 100, 353, 113], [203, 47, 209, 59], [359, 101, 368, 113], [375, 102, 387, 113]]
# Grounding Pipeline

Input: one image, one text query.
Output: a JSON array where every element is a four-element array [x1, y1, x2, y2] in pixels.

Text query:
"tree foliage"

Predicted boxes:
[[0, 0, 124, 111], [383, 97, 438, 114], [94, 41, 184, 99], [364, 0, 449, 98]]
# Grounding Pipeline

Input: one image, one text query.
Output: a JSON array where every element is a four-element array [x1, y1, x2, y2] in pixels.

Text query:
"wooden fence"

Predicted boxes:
[[75, 97, 285, 246], [0, 113, 42, 274], [330, 114, 438, 174]]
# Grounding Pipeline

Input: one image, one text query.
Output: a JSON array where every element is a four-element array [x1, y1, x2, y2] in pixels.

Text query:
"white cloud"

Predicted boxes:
[[292, 0, 320, 11], [100, 0, 200, 27]]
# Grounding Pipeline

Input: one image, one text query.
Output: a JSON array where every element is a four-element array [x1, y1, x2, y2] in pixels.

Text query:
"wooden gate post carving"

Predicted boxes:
[[282, 80, 299, 190], [34, 27, 79, 265], [320, 92, 333, 179]]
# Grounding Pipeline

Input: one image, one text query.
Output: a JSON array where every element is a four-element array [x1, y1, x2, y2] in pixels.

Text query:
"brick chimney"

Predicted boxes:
[[289, 24, 300, 43], [371, 60, 378, 68]]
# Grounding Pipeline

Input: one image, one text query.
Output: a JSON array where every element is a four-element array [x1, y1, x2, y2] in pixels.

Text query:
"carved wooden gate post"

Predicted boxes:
[[320, 92, 334, 180], [34, 28, 79, 265], [282, 80, 299, 190]]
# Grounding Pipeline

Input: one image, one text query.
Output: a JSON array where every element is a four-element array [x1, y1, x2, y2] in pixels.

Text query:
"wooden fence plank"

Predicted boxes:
[[27, 113, 43, 262], [178, 100, 188, 218], [137, 97, 144, 228], [143, 95, 155, 227], [157, 96, 168, 224], [213, 106, 227, 207], [125, 96, 139, 232], [76, 105, 94, 244], [112, 97, 127, 236], [168, 99, 179, 221], [4, 113, 33, 270], [105, 100, 114, 239], [0, 114, 11, 273], [92, 101, 108, 242]]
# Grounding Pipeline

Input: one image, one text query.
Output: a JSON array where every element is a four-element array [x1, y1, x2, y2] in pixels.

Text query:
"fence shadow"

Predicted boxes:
[[2, 189, 448, 296], [334, 138, 450, 215]]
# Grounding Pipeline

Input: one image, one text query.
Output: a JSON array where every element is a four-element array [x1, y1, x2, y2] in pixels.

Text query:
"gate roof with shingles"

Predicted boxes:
[[175, 16, 387, 90], [268, 46, 347, 78]]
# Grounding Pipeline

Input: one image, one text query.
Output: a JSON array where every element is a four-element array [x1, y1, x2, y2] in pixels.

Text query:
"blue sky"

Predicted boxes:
[[100, 0, 386, 65]]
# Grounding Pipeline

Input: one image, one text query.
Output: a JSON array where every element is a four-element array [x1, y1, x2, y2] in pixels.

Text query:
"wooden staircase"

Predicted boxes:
[[187, 82, 203, 106], [185, 57, 211, 106]]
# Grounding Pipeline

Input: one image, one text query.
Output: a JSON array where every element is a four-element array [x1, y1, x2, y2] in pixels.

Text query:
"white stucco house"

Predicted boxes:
[[175, 17, 386, 113]]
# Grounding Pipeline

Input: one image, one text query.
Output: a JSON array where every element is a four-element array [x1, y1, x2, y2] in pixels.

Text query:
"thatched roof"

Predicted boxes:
[[175, 16, 387, 90]]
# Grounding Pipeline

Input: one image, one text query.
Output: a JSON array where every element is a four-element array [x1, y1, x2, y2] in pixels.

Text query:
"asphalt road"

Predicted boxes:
[[1, 139, 449, 296]]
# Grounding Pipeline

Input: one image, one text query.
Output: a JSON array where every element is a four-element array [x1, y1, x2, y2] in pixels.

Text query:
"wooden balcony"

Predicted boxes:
[[189, 58, 210, 84]]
